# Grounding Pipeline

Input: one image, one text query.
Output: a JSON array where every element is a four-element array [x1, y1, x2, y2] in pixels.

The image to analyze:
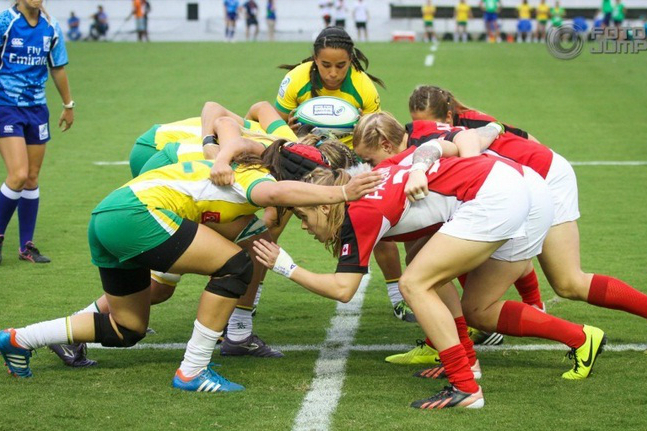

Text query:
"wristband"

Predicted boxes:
[[411, 162, 429, 172], [486, 122, 505, 136], [202, 135, 218, 147], [272, 247, 298, 278], [62, 100, 75, 109]]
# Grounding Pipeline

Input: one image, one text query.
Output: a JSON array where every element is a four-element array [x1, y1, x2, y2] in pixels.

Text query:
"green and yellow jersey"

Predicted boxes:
[[536, 3, 550, 21], [455, 3, 471, 22], [94, 161, 275, 225], [422, 5, 436, 24], [517, 4, 532, 19], [275, 61, 381, 116]]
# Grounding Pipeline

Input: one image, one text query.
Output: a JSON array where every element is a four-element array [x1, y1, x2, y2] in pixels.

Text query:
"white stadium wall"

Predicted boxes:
[[1, 0, 645, 42]]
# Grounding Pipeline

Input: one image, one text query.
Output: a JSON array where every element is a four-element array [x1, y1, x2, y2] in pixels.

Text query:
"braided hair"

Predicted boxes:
[[408, 85, 471, 124], [279, 27, 385, 98]]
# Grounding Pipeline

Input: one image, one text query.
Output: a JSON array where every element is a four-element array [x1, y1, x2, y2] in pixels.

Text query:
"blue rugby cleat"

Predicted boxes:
[[0, 329, 33, 378], [172, 363, 244, 393]]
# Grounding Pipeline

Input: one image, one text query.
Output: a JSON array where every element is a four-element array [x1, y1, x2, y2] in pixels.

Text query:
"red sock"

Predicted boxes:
[[455, 316, 477, 366], [514, 270, 543, 309], [587, 274, 647, 318], [424, 337, 435, 349], [496, 301, 586, 348], [439, 344, 479, 393]]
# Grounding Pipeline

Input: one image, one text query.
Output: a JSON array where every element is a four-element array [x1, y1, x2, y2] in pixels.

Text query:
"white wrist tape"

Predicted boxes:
[[486, 122, 504, 135], [272, 247, 298, 278], [411, 162, 429, 172]]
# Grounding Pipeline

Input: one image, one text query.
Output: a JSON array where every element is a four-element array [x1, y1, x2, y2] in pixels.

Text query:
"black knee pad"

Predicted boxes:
[[93, 313, 146, 348], [205, 250, 253, 299]]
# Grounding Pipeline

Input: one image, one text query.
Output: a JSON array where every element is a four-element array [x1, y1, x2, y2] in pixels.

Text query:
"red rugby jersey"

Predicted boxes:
[[404, 120, 553, 179], [336, 155, 509, 274]]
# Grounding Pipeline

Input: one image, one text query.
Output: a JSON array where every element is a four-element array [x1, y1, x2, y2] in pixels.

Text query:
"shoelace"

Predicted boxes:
[[415, 339, 427, 349], [565, 348, 579, 371], [427, 385, 455, 401], [206, 363, 234, 386]]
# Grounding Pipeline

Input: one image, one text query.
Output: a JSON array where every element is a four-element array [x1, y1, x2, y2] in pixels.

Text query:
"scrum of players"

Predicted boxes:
[[1, 26, 646, 409]]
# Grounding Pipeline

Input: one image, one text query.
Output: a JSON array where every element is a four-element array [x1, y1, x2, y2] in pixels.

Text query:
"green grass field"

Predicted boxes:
[[0, 42, 646, 431]]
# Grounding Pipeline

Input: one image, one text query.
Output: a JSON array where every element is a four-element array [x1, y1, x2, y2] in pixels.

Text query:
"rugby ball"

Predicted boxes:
[[294, 96, 360, 131]]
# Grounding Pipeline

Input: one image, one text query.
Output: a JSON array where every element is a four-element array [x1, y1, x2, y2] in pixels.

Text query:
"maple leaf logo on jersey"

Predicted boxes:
[[341, 243, 351, 256], [201, 211, 221, 223]]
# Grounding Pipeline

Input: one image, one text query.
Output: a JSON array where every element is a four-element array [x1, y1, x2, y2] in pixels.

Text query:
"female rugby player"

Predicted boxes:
[[0, 144, 382, 393], [0, 0, 74, 263]]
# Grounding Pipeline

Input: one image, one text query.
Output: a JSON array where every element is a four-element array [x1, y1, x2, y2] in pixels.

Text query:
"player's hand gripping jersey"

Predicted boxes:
[[336, 153, 523, 273], [406, 120, 554, 178]]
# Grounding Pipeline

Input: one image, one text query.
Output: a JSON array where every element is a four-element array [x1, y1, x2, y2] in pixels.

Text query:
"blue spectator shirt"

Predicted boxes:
[[224, 0, 240, 14], [0, 6, 68, 106]]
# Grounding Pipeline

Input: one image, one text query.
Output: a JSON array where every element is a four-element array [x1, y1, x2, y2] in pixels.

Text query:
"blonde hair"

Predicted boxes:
[[352, 112, 406, 152], [300, 167, 350, 256]]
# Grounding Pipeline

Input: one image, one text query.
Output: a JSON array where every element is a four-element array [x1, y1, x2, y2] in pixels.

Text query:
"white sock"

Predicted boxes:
[[253, 283, 263, 308], [386, 280, 404, 306], [179, 320, 221, 378], [75, 301, 100, 315], [14, 317, 72, 350], [226, 307, 253, 342]]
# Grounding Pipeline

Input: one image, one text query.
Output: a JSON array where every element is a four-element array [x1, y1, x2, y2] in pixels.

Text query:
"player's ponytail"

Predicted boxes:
[[408, 85, 471, 124], [278, 27, 385, 98], [300, 167, 349, 256], [353, 112, 406, 153]]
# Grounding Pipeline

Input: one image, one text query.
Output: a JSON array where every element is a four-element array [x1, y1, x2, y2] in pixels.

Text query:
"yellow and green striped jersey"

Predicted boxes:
[[94, 161, 275, 224], [154, 117, 202, 150], [275, 61, 381, 116]]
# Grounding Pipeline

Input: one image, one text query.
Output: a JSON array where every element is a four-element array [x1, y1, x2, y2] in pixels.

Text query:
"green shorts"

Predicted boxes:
[[424, 20, 434, 28], [139, 142, 180, 174], [89, 190, 184, 269], [129, 124, 161, 177]]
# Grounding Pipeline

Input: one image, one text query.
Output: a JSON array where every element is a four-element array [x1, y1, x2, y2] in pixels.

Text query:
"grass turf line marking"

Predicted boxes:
[[93, 161, 130, 165], [570, 161, 646, 166], [424, 54, 435, 67], [291, 275, 370, 431], [94, 160, 647, 167], [88, 343, 647, 352]]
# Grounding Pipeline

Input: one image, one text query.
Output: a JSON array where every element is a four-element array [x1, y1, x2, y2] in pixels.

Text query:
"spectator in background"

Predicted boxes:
[[89, 5, 108, 41], [224, 0, 239, 42], [611, 0, 625, 29], [454, 0, 472, 42], [481, 0, 501, 42], [352, 0, 369, 41], [550, 1, 565, 27], [601, 0, 613, 28], [266, 0, 276, 41], [516, 0, 532, 42], [243, 0, 259, 41], [535, 0, 550, 42], [131, 0, 148, 42], [142, 0, 151, 41], [67, 12, 81, 41], [319, 0, 333, 27], [421, 0, 436, 43], [333, 0, 347, 28]]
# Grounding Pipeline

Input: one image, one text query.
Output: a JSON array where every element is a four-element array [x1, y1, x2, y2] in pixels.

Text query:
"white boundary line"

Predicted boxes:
[[291, 275, 369, 431], [87, 342, 647, 352], [94, 160, 647, 167]]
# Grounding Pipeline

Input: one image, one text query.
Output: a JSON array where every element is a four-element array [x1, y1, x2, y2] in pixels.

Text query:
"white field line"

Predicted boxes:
[[291, 275, 369, 431], [424, 54, 435, 67], [87, 342, 647, 352], [93, 160, 647, 167], [93, 161, 130, 165], [570, 161, 646, 166]]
